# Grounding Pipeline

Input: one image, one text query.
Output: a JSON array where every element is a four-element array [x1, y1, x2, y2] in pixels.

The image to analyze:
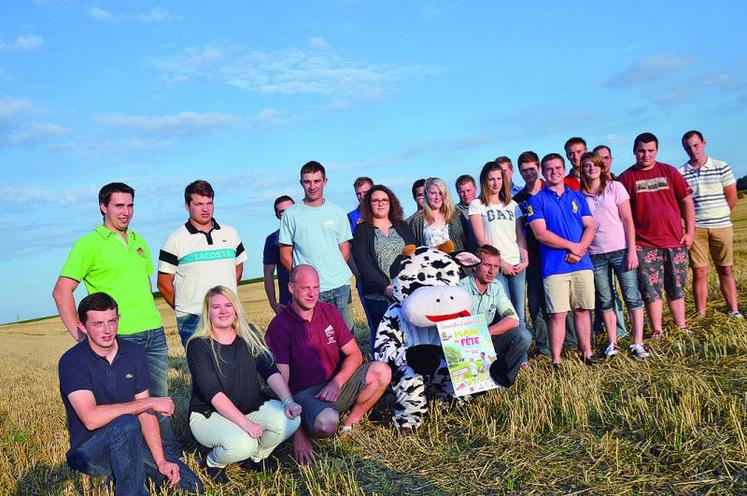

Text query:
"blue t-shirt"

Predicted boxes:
[[526, 186, 593, 278], [347, 208, 363, 234], [279, 201, 353, 292], [59, 339, 150, 459], [262, 230, 290, 305]]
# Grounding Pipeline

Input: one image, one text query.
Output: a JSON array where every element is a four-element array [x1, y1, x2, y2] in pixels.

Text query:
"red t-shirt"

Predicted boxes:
[[564, 175, 580, 191], [264, 302, 354, 394], [618, 162, 692, 249]]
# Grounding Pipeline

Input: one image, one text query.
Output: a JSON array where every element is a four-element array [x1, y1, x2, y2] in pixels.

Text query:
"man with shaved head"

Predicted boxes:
[[264, 264, 390, 464]]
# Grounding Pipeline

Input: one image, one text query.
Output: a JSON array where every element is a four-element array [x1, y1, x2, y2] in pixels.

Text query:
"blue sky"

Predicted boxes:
[[2, 0, 746, 323]]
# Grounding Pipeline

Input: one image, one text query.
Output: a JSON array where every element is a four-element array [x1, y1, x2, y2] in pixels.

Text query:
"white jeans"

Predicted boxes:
[[189, 399, 300, 468]]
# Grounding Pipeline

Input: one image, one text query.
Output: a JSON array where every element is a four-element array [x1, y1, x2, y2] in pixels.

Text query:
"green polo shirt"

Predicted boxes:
[[60, 226, 162, 334]]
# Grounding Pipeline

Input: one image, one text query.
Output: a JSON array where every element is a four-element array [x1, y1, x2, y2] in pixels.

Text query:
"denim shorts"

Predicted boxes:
[[591, 249, 643, 311]]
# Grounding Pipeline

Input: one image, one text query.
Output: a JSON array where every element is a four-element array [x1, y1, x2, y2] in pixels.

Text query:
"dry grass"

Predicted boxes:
[[2, 205, 747, 495]]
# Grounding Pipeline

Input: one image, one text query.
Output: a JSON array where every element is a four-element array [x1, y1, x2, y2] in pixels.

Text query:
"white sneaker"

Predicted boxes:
[[604, 343, 620, 358], [728, 311, 744, 319], [630, 343, 650, 360]]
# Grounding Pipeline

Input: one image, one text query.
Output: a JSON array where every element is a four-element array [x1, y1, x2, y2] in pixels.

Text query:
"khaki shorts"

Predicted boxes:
[[543, 270, 595, 314], [690, 226, 734, 268], [294, 362, 371, 432]]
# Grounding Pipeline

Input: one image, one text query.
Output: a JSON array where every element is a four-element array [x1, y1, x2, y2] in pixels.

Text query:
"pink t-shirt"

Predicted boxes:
[[264, 302, 354, 394], [582, 181, 630, 255]]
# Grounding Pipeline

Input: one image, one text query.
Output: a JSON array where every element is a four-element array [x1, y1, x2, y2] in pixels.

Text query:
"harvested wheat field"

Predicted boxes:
[[2, 204, 747, 495]]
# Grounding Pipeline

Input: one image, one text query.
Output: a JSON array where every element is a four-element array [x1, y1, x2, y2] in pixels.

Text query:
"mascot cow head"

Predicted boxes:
[[389, 242, 481, 328]]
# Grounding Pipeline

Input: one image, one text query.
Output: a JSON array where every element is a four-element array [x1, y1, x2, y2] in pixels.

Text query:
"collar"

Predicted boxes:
[[465, 275, 499, 296], [284, 303, 316, 324], [684, 157, 711, 171], [94, 225, 134, 241], [184, 218, 221, 234], [543, 185, 570, 198], [81, 336, 126, 363]]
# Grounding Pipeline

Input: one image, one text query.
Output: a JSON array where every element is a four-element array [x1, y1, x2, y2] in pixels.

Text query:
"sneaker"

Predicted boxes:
[[630, 343, 650, 360], [728, 311, 744, 319], [604, 343, 620, 358]]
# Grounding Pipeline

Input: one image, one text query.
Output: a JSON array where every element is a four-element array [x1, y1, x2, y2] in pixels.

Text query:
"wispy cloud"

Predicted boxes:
[[0, 97, 35, 143], [8, 122, 70, 144], [97, 111, 241, 136], [255, 108, 289, 127], [86, 6, 176, 23], [0, 34, 44, 52], [154, 37, 433, 102], [601, 54, 691, 87]]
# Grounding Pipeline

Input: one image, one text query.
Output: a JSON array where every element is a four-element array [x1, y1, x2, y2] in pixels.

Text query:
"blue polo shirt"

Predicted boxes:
[[59, 338, 150, 459], [526, 186, 593, 278], [347, 207, 363, 234], [262, 229, 290, 305]]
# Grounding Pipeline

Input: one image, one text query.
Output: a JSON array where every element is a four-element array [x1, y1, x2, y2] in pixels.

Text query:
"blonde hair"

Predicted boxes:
[[188, 286, 272, 375], [423, 177, 457, 224]]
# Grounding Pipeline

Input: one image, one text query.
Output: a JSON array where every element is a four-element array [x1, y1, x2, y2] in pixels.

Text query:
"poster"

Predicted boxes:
[[437, 314, 499, 397]]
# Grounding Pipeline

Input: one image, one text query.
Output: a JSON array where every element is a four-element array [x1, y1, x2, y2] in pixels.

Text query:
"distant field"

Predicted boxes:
[[2, 204, 746, 495]]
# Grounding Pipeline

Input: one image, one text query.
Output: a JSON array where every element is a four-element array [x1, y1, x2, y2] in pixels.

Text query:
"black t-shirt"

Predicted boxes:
[[187, 337, 278, 417], [513, 189, 540, 255]]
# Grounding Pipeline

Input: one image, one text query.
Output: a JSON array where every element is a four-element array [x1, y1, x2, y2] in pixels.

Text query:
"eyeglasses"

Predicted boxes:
[[370, 199, 390, 205]]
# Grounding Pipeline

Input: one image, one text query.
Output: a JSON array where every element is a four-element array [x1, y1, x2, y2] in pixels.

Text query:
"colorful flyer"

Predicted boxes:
[[437, 314, 498, 397]]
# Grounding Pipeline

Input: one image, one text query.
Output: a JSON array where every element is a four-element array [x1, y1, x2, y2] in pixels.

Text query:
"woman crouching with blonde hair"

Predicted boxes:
[[187, 286, 301, 482]]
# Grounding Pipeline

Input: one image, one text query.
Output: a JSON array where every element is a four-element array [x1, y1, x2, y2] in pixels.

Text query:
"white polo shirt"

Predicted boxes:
[[679, 157, 736, 228], [158, 219, 247, 316]]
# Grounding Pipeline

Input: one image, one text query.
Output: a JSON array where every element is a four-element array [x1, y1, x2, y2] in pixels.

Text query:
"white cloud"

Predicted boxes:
[[87, 6, 176, 23], [0, 98, 33, 120], [601, 54, 691, 87], [0, 34, 44, 52], [155, 38, 433, 102], [97, 111, 241, 136], [8, 122, 70, 144], [255, 108, 288, 127]]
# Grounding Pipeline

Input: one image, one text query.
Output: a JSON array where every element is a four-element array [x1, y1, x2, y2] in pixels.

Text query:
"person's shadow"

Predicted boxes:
[[15, 462, 87, 495]]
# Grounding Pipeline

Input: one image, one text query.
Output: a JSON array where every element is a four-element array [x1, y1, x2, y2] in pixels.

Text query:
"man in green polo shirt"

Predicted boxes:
[[52, 182, 178, 452]]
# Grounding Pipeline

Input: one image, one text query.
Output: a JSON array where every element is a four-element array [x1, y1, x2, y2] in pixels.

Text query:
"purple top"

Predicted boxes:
[[582, 181, 630, 255], [264, 301, 354, 394]]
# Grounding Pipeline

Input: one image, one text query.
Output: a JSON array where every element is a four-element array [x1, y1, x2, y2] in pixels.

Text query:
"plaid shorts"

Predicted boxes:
[[636, 246, 688, 303]]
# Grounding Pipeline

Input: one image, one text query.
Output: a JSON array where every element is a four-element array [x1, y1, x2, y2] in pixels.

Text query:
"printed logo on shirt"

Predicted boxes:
[[635, 177, 669, 193], [323, 220, 336, 231], [486, 209, 515, 222], [136, 248, 145, 257], [571, 200, 578, 213], [125, 373, 134, 379], [324, 325, 336, 345], [527, 205, 534, 217]]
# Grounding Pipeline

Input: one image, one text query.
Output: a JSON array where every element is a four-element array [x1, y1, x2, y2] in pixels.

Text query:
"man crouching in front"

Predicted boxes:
[[58, 292, 203, 495]]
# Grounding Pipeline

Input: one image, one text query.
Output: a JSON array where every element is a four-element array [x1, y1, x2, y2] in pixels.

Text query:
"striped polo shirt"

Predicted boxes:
[[158, 219, 247, 316], [679, 157, 736, 228]]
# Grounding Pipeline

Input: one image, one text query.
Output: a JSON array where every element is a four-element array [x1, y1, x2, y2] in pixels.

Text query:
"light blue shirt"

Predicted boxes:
[[279, 201, 353, 292], [459, 275, 516, 326]]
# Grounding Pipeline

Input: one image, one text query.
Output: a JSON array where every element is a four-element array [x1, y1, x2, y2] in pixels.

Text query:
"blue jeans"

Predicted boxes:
[[363, 295, 391, 355], [117, 328, 179, 455], [319, 284, 354, 331], [497, 270, 527, 329], [67, 415, 203, 495], [592, 264, 628, 339], [526, 259, 550, 356], [490, 327, 532, 387], [176, 313, 200, 349], [592, 250, 644, 315]]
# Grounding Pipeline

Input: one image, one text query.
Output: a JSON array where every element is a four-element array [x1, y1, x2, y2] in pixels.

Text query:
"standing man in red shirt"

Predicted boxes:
[[564, 137, 587, 191], [619, 132, 695, 337]]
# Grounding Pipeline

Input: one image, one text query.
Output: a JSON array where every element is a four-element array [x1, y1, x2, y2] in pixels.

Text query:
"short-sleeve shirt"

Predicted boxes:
[[264, 302, 354, 394], [513, 187, 542, 256], [187, 337, 278, 417], [59, 339, 150, 458], [679, 157, 736, 228], [278, 202, 353, 292], [526, 186, 593, 278], [581, 182, 630, 255], [468, 199, 522, 264], [459, 275, 517, 326], [60, 226, 162, 334], [262, 230, 290, 305], [618, 162, 693, 249], [158, 220, 247, 317]]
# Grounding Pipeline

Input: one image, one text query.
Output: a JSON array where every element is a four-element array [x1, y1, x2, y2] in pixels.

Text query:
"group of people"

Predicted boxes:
[[53, 129, 740, 493]]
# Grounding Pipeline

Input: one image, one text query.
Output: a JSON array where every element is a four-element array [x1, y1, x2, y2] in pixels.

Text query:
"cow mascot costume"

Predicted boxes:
[[374, 242, 481, 430]]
